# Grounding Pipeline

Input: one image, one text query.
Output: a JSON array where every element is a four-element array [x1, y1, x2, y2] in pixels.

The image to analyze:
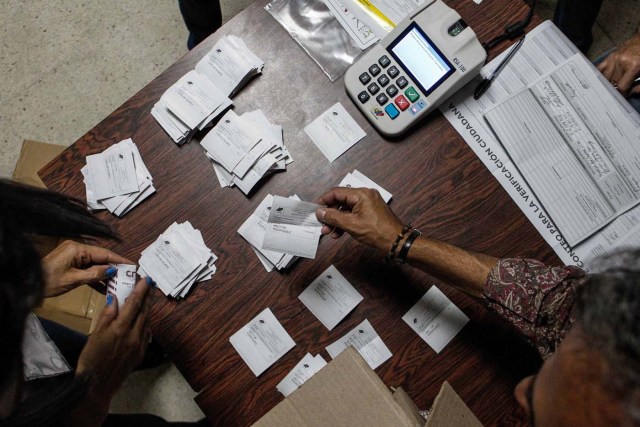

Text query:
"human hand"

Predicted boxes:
[[598, 33, 640, 96], [315, 187, 405, 253], [75, 278, 153, 420], [41, 240, 132, 298]]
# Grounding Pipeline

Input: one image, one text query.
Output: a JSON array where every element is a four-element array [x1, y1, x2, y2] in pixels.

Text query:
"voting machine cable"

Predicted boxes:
[[482, 0, 536, 51]]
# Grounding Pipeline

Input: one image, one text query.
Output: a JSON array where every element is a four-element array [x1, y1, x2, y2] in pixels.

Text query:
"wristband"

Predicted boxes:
[[384, 224, 411, 263], [397, 229, 422, 264]]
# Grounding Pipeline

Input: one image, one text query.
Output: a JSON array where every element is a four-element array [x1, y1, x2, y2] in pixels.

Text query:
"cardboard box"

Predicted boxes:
[[254, 348, 482, 427], [13, 140, 100, 335]]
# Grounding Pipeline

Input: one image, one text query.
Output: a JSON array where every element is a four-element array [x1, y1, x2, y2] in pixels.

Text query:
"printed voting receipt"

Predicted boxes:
[[262, 196, 323, 259], [85, 147, 138, 200], [299, 265, 363, 330], [305, 102, 366, 162], [325, 319, 392, 370], [403, 286, 469, 353], [276, 353, 327, 397], [230, 308, 296, 377]]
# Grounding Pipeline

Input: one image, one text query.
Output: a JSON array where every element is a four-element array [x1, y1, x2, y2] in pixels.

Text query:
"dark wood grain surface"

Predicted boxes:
[[40, 0, 554, 425]]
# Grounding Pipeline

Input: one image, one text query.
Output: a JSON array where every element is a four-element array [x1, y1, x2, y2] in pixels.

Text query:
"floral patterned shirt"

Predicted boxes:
[[482, 258, 586, 359]]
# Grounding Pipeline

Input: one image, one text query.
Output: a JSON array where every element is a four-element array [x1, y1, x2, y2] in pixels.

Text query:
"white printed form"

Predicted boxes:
[[85, 147, 138, 200], [106, 264, 137, 310], [305, 102, 366, 162], [484, 55, 640, 246], [339, 169, 393, 203], [262, 196, 323, 259], [276, 353, 327, 397], [299, 265, 363, 330], [200, 110, 262, 173], [229, 308, 296, 377], [325, 319, 392, 370], [341, 0, 426, 37], [322, 0, 378, 50], [402, 286, 469, 354]]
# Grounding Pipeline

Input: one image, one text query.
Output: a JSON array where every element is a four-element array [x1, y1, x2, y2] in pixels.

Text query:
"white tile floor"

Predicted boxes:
[[2, 0, 638, 422]]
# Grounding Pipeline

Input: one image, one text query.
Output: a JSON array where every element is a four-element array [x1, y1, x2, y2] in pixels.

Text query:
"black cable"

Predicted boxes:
[[482, 0, 536, 51]]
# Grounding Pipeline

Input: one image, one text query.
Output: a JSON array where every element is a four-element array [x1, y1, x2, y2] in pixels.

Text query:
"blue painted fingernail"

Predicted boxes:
[[146, 276, 156, 287], [106, 294, 114, 306], [105, 266, 117, 277]]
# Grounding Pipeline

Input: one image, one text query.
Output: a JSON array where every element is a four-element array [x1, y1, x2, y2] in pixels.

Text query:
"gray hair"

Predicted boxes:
[[577, 250, 640, 423]]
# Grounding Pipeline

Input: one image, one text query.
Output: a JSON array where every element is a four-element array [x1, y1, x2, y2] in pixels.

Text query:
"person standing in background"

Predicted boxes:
[[178, 0, 223, 50]]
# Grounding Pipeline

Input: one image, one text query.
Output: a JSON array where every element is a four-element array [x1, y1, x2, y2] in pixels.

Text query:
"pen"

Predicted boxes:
[[474, 35, 526, 100]]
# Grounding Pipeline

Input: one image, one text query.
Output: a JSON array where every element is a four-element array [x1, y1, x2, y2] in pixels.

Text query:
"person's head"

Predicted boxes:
[[0, 179, 115, 414], [514, 253, 640, 426]]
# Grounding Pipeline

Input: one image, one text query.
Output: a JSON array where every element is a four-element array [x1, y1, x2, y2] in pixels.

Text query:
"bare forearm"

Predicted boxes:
[[404, 236, 497, 298]]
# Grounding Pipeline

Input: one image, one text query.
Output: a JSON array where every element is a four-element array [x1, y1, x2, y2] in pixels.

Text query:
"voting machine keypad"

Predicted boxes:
[[356, 55, 423, 121]]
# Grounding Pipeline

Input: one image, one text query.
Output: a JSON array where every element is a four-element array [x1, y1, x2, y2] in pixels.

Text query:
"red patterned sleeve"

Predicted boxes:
[[482, 258, 586, 359]]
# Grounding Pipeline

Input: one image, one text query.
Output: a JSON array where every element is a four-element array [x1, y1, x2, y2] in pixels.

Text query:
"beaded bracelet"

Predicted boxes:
[[384, 224, 411, 263], [397, 229, 422, 264]]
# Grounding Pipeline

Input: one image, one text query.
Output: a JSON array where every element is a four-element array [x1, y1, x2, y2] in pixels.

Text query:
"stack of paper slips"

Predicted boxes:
[[138, 221, 217, 299], [152, 35, 264, 145], [195, 35, 265, 98], [152, 70, 233, 145], [201, 109, 293, 195], [276, 353, 327, 397], [238, 194, 300, 272], [81, 138, 155, 217], [339, 169, 392, 203]]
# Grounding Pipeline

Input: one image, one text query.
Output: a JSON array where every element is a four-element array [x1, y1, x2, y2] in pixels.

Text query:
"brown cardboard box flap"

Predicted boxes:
[[426, 382, 483, 427], [13, 140, 66, 188], [253, 348, 421, 427]]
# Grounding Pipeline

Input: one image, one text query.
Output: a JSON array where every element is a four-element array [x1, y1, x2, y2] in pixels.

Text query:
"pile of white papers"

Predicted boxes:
[[230, 308, 296, 377], [402, 286, 469, 354], [138, 222, 217, 299], [152, 35, 264, 145], [299, 265, 363, 330], [339, 169, 392, 203], [82, 138, 155, 217], [276, 353, 327, 397], [326, 319, 392, 370], [201, 109, 292, 195], [305, 102, 366, 162], [238, 194, 303, 272]]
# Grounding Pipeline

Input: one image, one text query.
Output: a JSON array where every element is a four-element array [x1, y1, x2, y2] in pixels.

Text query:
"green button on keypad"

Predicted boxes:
[[405, 86, 420, 102]]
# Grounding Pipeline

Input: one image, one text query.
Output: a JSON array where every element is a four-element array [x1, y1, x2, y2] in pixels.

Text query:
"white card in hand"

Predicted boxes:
[[299, 265, 363, 330], [402, 286, 469, 354], [325, 319, 392, 370], [262, 196, 323, 259], [106, 264, 137, 310], [305, 102, 366, 162], [276, 353, 327, 397], [229, 308, 296, 377], [86, 147, 138, 199], [339, 169, 392, 203]]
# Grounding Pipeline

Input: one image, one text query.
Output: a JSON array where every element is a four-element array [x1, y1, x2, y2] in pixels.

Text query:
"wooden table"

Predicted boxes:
[[40, 1, 554, 425]]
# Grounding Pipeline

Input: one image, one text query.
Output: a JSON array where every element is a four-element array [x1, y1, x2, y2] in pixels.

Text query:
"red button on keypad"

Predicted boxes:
[[395, 95, 410, 111]]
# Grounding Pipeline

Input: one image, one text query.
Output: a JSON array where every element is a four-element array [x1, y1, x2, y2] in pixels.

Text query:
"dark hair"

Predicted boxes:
[[0, 180, 116, 397], [576, 250, 640, 422]]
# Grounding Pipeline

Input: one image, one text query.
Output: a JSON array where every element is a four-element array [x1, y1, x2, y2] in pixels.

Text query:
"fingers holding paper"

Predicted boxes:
[[41, 240, 133, 298], [316, 187, 404, 252]]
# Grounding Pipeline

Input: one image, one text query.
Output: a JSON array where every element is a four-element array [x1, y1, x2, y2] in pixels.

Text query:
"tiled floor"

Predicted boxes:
[[2, 0, 638, 422]]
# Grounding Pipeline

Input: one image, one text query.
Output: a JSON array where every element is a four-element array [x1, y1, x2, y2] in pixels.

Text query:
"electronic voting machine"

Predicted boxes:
[[345, 0, 486, 136]]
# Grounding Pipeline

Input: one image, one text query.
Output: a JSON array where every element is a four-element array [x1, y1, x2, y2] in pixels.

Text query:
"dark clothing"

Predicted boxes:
[[553, 0, 604, 54], [178, 0, 223, 50]]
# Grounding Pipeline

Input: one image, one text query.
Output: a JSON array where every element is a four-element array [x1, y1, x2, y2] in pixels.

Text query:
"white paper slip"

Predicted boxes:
[[305, 102, 366, 162], [229, 308, 296, 377], [299, 265, 363, 330], [85, 147, 138, 200], [323, 0, 379, 50], [262, 196, 323, 259], [402, 286, 469, 354], [276, 353, 327, 397], [325, 319, 392, 370], [339, 169, 392, 203], [106, 264, 137, 310]]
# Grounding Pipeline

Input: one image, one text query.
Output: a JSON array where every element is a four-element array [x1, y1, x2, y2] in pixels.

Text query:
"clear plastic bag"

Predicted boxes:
[[265, 0, 365, 81]]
